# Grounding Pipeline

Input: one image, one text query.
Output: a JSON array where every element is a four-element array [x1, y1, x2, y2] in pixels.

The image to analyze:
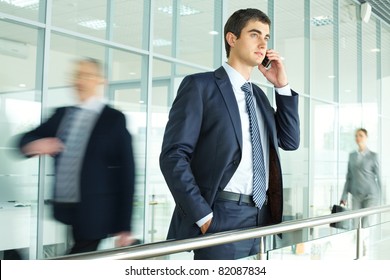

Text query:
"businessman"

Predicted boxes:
[[19, 58, 135, 254], [160, 8, 300, 259]]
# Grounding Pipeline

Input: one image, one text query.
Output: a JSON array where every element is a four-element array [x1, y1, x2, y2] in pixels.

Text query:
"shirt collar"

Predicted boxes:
[[77, 96, 106, 113], [357, 148, 369, 155], [222, 62, 251, 92]]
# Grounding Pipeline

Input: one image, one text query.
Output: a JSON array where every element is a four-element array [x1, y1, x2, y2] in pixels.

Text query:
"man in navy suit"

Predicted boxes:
[[160, 8, 300, 259], [19, 58, 135, 254]]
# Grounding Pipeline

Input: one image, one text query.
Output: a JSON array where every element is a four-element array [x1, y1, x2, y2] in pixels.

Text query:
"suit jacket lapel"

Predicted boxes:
[[214, 67, 242, 150]]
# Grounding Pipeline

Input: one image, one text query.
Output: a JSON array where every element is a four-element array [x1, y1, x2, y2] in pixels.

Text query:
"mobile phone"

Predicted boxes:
[[261, 56, 271, 68]]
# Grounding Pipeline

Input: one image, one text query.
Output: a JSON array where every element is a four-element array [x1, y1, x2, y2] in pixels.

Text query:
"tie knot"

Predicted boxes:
[[241, 82, 252, 95]]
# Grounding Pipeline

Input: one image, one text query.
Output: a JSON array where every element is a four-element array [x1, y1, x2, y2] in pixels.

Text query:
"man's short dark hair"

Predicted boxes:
[[224, 8, 271, 58]]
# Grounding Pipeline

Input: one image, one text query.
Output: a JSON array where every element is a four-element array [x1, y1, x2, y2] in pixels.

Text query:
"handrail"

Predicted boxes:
[[53, 204, 390, 260]]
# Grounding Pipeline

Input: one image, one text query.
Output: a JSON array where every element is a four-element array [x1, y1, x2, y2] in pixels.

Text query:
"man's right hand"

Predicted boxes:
[[22, 138, 64, 157], [200, 218, 213, 235]]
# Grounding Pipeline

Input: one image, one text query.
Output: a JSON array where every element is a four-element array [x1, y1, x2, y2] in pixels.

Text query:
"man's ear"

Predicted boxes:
[[226, 32, 236, 48]]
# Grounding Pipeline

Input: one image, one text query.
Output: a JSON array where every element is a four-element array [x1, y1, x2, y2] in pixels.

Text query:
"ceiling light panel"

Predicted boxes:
[[311, 15, 333, 27], [158, 5, 201, 16]]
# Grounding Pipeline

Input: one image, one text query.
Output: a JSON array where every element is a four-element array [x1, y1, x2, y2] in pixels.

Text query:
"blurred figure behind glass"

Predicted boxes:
[[340, 128, 381, 228], [18, 58, 136, 254]]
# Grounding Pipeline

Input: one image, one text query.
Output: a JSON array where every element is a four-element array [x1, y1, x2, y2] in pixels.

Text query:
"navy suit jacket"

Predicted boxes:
[[160, 66, 300, 240], [19, 105, 135, 240]]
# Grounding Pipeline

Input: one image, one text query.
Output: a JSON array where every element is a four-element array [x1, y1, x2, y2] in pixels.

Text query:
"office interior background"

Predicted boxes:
[[0, 0, 389, 259]]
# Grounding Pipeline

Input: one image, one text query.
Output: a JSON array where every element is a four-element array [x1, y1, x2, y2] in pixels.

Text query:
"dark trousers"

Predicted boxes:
[[193, 197, 270, 260], [68, 237, 101, 255], [53, 202, 102, 255], [67, 226, 102, 255]]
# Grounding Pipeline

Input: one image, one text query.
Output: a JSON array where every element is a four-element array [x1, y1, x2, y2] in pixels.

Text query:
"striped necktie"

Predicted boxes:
[[241, 82, 267, 208]]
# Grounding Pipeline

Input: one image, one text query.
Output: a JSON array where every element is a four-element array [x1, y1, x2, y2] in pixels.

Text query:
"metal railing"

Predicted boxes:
[[53, 204, 390, 260]]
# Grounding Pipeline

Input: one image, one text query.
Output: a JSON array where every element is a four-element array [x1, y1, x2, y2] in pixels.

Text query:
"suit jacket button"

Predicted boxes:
[[233, 160, 239, 166]]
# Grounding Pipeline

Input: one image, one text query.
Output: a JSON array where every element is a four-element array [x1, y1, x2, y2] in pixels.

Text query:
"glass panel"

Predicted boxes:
[[311, 101, 338, 219], [274, 0, 308, 229], [147, 59, 175, 244], [311, 1, 335, 101], [111, 0, 148, 49], [280, 96, 309, 222], [110, 50, 144, 82], [362, 104, 379, 151], [0, 0, 43, 22], [269, 229, 357, 260], [381, 118, 390, 206], [108, 51, 148, 244], [340, 0, 358, 103], [362, 19, 379, 103], [110, 86, 146, 246], [275, 0, 305, 94], [382, 25, 390, 119], [153, 0, 173, 57], [0, 21, 38, 93], [270, 215, 390, 260], [0, 21, 39, 259], [154, 0, 221, 69], [381, 25, 390, 206], [52, 0, 107, 39]]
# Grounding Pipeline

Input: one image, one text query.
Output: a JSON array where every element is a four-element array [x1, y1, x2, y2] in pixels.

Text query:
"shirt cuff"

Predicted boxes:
[[275, 84, 292, 96], [196, 212, 213, 227]]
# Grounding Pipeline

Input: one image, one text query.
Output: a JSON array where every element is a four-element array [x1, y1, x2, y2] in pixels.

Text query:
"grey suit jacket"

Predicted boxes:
[[341, 149, 381, 202]]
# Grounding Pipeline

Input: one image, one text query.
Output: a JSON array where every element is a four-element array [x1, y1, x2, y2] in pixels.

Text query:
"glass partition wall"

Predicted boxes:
[[0, 0, 389, 259]]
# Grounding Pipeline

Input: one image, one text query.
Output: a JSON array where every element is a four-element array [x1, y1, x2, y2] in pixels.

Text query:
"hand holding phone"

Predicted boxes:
[[261, 55, 271, 69]]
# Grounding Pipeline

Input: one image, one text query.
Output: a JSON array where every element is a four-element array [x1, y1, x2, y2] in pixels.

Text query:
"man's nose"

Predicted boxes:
[[258, 38, 267, 48]]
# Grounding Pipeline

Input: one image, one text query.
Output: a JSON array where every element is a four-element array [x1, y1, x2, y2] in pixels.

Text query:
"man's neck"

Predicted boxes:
[[226, 59, 253, 81]]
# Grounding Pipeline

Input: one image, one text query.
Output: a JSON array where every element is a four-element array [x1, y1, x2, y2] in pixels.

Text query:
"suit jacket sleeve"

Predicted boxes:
[[159, 75, 212, 225], [18, 108, 64, 153], [274, 91, 300, 151], [373, 152, 382, 202], [341, 154, 352, 201]]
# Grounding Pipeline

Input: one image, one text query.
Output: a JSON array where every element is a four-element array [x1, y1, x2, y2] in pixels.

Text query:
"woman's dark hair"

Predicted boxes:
[[224, 8, 271, 58]]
